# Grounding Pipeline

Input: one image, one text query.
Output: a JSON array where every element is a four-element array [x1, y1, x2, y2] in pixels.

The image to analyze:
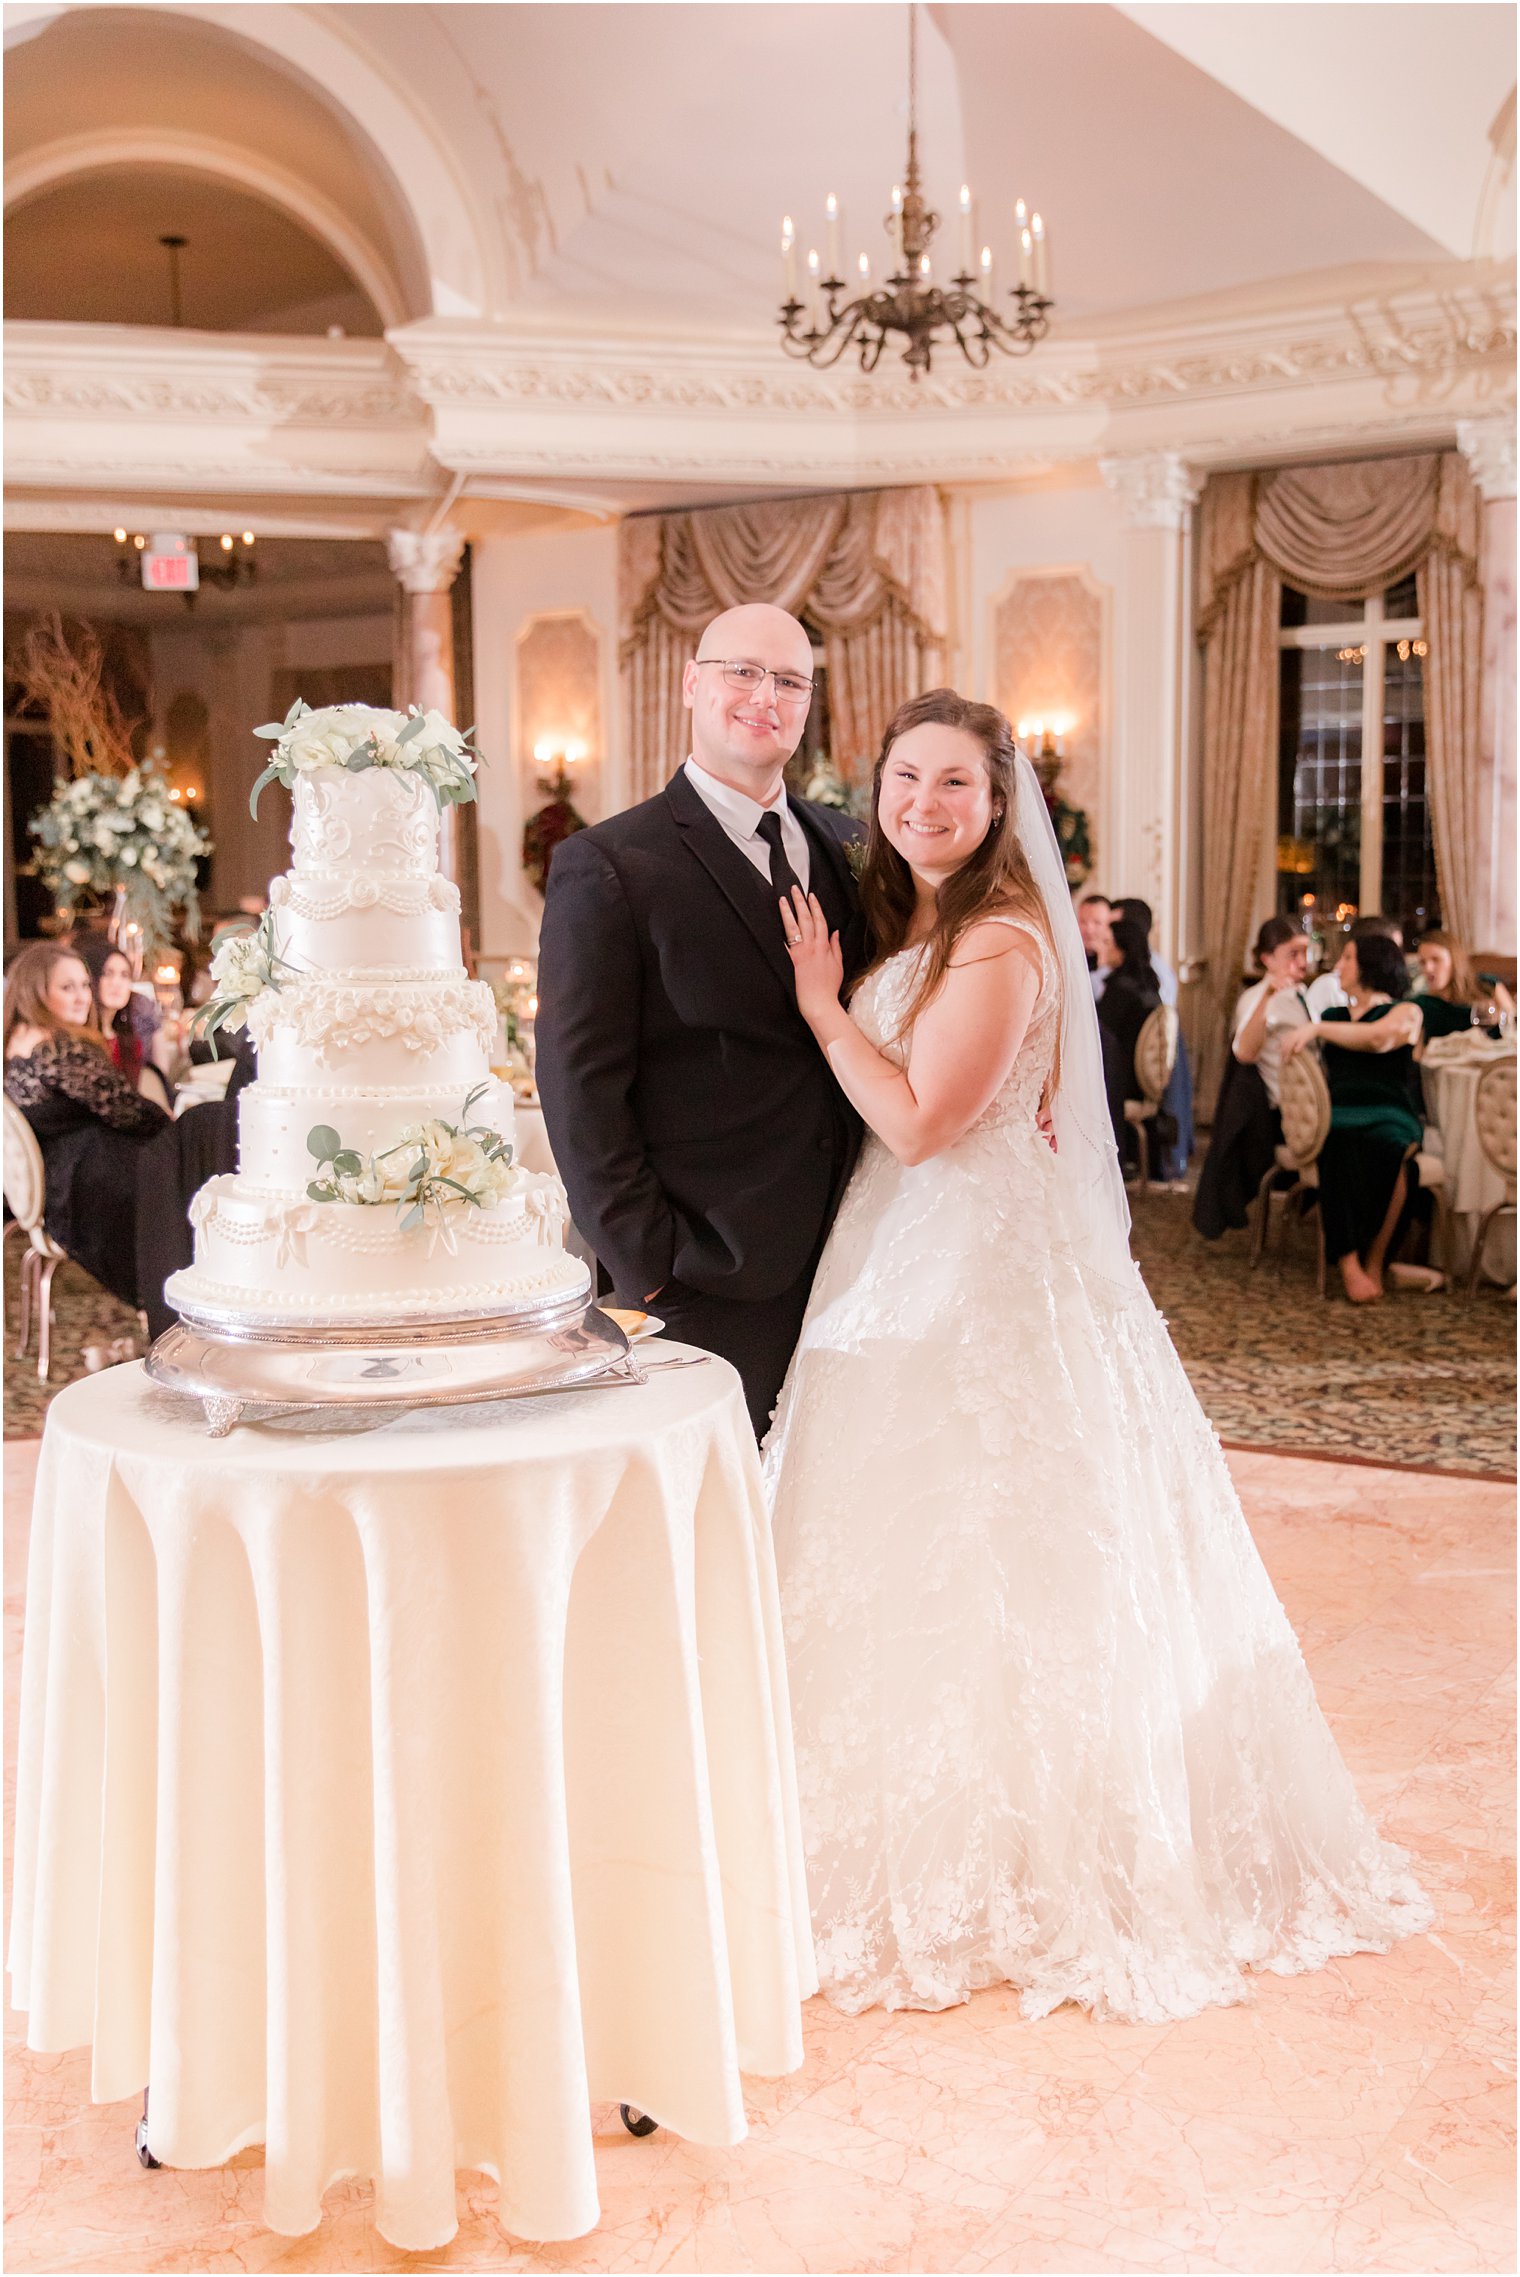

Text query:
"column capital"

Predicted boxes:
[[1457, 417, 1517, 502], [1099, 451, 1200, 531], [387, 526, 467, 595]]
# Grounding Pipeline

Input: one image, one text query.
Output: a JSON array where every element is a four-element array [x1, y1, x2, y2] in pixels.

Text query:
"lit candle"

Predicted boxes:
[[979, 243, 993, 296], [1014, 196, 1028, 243], [1030, 211, 1048, 295], [891, 183, 904, 265], [958, 183, 973, 276], [918, 251, 931, 283], [1018, 226, 1032, 290], [825, 191, 841, 279], [806, 246, 820, 319], [858, 250, 872, 289], [781, 215, 796, 299]]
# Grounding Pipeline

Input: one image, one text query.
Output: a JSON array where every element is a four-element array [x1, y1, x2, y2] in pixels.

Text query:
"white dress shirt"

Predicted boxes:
[[683, 758, 811, 893], [1305, 971, 1348, 1016], [1231, 977, 1311, 1108]]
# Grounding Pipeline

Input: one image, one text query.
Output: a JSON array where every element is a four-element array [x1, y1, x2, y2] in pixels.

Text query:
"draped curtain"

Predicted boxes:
[[1194, 451, 1483, 1104], [619, 488, 948, 801]]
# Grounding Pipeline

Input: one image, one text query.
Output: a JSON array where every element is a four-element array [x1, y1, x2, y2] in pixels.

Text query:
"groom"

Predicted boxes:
[[535, 603, 865, 1437]]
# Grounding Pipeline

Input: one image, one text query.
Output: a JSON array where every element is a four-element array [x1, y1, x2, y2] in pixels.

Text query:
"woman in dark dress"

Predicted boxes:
[[1280, 931, 1425, 1303], [3, 941, 167, 1307], [1095, 914, 1168, 1166], [76, 933, 175, 1110]]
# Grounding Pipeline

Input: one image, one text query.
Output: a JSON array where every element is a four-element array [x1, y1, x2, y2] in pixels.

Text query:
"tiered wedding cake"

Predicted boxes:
[[166, 703, 589, 1330]]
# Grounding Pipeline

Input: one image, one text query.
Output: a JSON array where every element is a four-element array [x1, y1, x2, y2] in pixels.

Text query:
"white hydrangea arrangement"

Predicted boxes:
[[28, 764, 211, 951], [250, 699, 480, 816], [305, 1084, 515, 1234], [196, 910, 290, 1045]]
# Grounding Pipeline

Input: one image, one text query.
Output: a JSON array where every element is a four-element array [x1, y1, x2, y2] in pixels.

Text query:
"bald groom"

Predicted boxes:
[[534, 604, 866, 1437]]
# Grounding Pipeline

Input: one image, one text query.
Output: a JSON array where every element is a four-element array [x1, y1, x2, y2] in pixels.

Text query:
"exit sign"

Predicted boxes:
[[142, 535, 199, 593]]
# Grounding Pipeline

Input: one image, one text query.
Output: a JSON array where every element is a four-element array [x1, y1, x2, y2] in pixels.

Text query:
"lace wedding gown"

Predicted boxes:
[[763, 921, 1431, 2022]]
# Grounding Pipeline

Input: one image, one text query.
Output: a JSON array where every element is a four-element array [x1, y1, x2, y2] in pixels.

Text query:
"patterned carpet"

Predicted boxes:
[[5, 1197, 1515, 1476]]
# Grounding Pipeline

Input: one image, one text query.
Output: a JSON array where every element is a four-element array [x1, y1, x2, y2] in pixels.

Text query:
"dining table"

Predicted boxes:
[[8, 1351, 815, 2249], [1421, 1033, 1516, 1284]]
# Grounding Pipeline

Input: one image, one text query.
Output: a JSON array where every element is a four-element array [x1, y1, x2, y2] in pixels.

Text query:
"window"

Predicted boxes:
[[1275, 572, 1436, 940]]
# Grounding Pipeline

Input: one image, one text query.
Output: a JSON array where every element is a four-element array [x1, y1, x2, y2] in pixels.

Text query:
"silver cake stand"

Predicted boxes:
[[145, 1287, 638, 1436]]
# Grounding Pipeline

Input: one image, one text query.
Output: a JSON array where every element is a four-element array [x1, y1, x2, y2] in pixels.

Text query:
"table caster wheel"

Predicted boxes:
[[135, 2094, 161, 2170], [620, 2104, 658, 2137]]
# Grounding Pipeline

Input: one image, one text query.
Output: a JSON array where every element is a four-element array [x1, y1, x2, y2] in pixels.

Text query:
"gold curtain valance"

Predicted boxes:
[[619, 489, 948, 801]]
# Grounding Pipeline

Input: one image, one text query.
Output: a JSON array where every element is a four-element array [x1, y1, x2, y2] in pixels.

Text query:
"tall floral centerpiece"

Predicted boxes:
[[28, 765, 211, 955]]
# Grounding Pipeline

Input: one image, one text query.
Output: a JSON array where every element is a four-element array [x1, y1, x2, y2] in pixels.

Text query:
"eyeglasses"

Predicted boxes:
[[695, 658, 814, 704]]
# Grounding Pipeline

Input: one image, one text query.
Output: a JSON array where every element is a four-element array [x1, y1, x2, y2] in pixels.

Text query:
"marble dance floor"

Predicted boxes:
[[4, 1437, 1514, 2275]]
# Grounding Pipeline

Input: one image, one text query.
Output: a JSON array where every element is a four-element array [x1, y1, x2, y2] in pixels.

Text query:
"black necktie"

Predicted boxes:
[[756, 809, 802, 921]]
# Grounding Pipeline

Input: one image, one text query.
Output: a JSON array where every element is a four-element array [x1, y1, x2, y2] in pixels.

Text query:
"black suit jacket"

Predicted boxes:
[[535, 768, 866, 1305]]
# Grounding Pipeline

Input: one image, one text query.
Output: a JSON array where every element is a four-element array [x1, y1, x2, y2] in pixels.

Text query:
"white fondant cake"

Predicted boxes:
[[167, 763, 589, 1327]]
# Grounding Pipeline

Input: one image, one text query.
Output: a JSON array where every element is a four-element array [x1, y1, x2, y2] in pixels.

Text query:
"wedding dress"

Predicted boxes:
[[762, 908, 1431, 2023]]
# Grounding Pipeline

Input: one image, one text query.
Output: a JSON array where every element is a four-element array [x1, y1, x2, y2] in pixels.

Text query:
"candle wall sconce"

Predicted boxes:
[[522, 741, 590, 896]]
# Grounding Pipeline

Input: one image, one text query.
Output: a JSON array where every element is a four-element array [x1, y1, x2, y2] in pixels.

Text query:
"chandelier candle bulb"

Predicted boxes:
[[825, 192, 841, 278], [1019, 225, 1033, 289], [806, 246, 821, 318], [858, 251, 872, 286], [1031, 212, 1048, 294], [891, 183, 904, 263], [980, 243, 994, 292], [958, 183, 973, 274], [781, 215, 796, 298]]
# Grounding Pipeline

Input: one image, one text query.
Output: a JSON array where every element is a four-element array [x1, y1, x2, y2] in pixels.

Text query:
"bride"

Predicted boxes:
[[762, 689, 1430, 2024]]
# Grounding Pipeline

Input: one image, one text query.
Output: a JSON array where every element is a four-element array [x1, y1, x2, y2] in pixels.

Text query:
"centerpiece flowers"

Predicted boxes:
[[28, 763, 211, 954], [250, 699, 480, 815], [305, 1084, 515, 1239]]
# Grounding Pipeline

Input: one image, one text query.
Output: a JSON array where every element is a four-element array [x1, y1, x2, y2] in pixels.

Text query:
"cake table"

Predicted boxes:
[[8, 1354, 815, 2250]]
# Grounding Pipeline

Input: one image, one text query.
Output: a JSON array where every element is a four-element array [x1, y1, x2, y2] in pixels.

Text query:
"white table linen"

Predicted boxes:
[[9, 1356, 814, 2249], [1422, 1037, 1516, 1282]]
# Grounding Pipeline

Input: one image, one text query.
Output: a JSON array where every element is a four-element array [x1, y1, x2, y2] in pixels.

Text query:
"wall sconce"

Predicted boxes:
[[1016, 714, 1076, 761], [1016, 715, 1092, 889], [524, 738, 591, 895], [532, 737, 590, 796]]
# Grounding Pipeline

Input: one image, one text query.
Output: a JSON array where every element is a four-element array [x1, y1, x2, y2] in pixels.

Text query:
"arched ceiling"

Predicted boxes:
[[5, 166, 383, 334], [6, 1, 1511, 336]]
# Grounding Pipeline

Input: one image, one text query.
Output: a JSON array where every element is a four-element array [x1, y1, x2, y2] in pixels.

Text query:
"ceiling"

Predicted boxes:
[[4, 167, 383, 334], [4, 2, 1513, 338], [1, 532, 397, 626]]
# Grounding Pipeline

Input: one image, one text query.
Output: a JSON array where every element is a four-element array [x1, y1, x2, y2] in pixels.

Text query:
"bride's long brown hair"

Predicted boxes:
[[853, 689, 1053, 1036]]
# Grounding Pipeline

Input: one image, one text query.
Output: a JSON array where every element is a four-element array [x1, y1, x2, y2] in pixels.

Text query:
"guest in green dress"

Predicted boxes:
[[1414, 930, 1512, 1039], [1280, 932, 1426, 1304]]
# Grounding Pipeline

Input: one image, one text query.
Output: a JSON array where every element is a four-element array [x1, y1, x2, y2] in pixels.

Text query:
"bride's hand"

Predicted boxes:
[[782, 886, 844, 1023], [1279, 1023, 1318, 1062]]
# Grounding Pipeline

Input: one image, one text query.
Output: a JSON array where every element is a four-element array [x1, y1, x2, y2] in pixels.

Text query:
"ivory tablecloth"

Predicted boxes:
[[8, 1356, 814, 2248], [1423, 1039, 1516, 1282]]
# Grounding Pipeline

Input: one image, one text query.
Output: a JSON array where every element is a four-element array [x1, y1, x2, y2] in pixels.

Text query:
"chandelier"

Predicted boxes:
[[777, 4, 1052, 380]]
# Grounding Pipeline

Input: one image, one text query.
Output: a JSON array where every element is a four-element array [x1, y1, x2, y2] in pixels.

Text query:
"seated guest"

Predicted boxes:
[[1305, 913, 1404, 1015], [76, 935, 173, 1108], [1414, 929, 1513, 1038], [1193, 917, 1307, 1240], [1097, 916, 1176, 1172], [1279, 930, 1426, 1303], [1077, 893, 1112, 983], [1231, 918, 1311, 1106], [1111, 897, 1178, 1006], [3, 940, 167, 1309]]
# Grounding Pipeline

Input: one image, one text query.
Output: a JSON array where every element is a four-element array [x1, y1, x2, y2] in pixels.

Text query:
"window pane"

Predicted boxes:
[[1380, 647, 1439, 938], [1383, 570, 1419, 618], [1280, 584, 1364, 628], [1276, 646, 1362, 922]]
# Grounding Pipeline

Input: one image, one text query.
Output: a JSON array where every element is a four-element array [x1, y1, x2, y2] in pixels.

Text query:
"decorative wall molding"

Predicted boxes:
[[990, 564, 1109, 827], [1457, 415, 1518, 500]]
